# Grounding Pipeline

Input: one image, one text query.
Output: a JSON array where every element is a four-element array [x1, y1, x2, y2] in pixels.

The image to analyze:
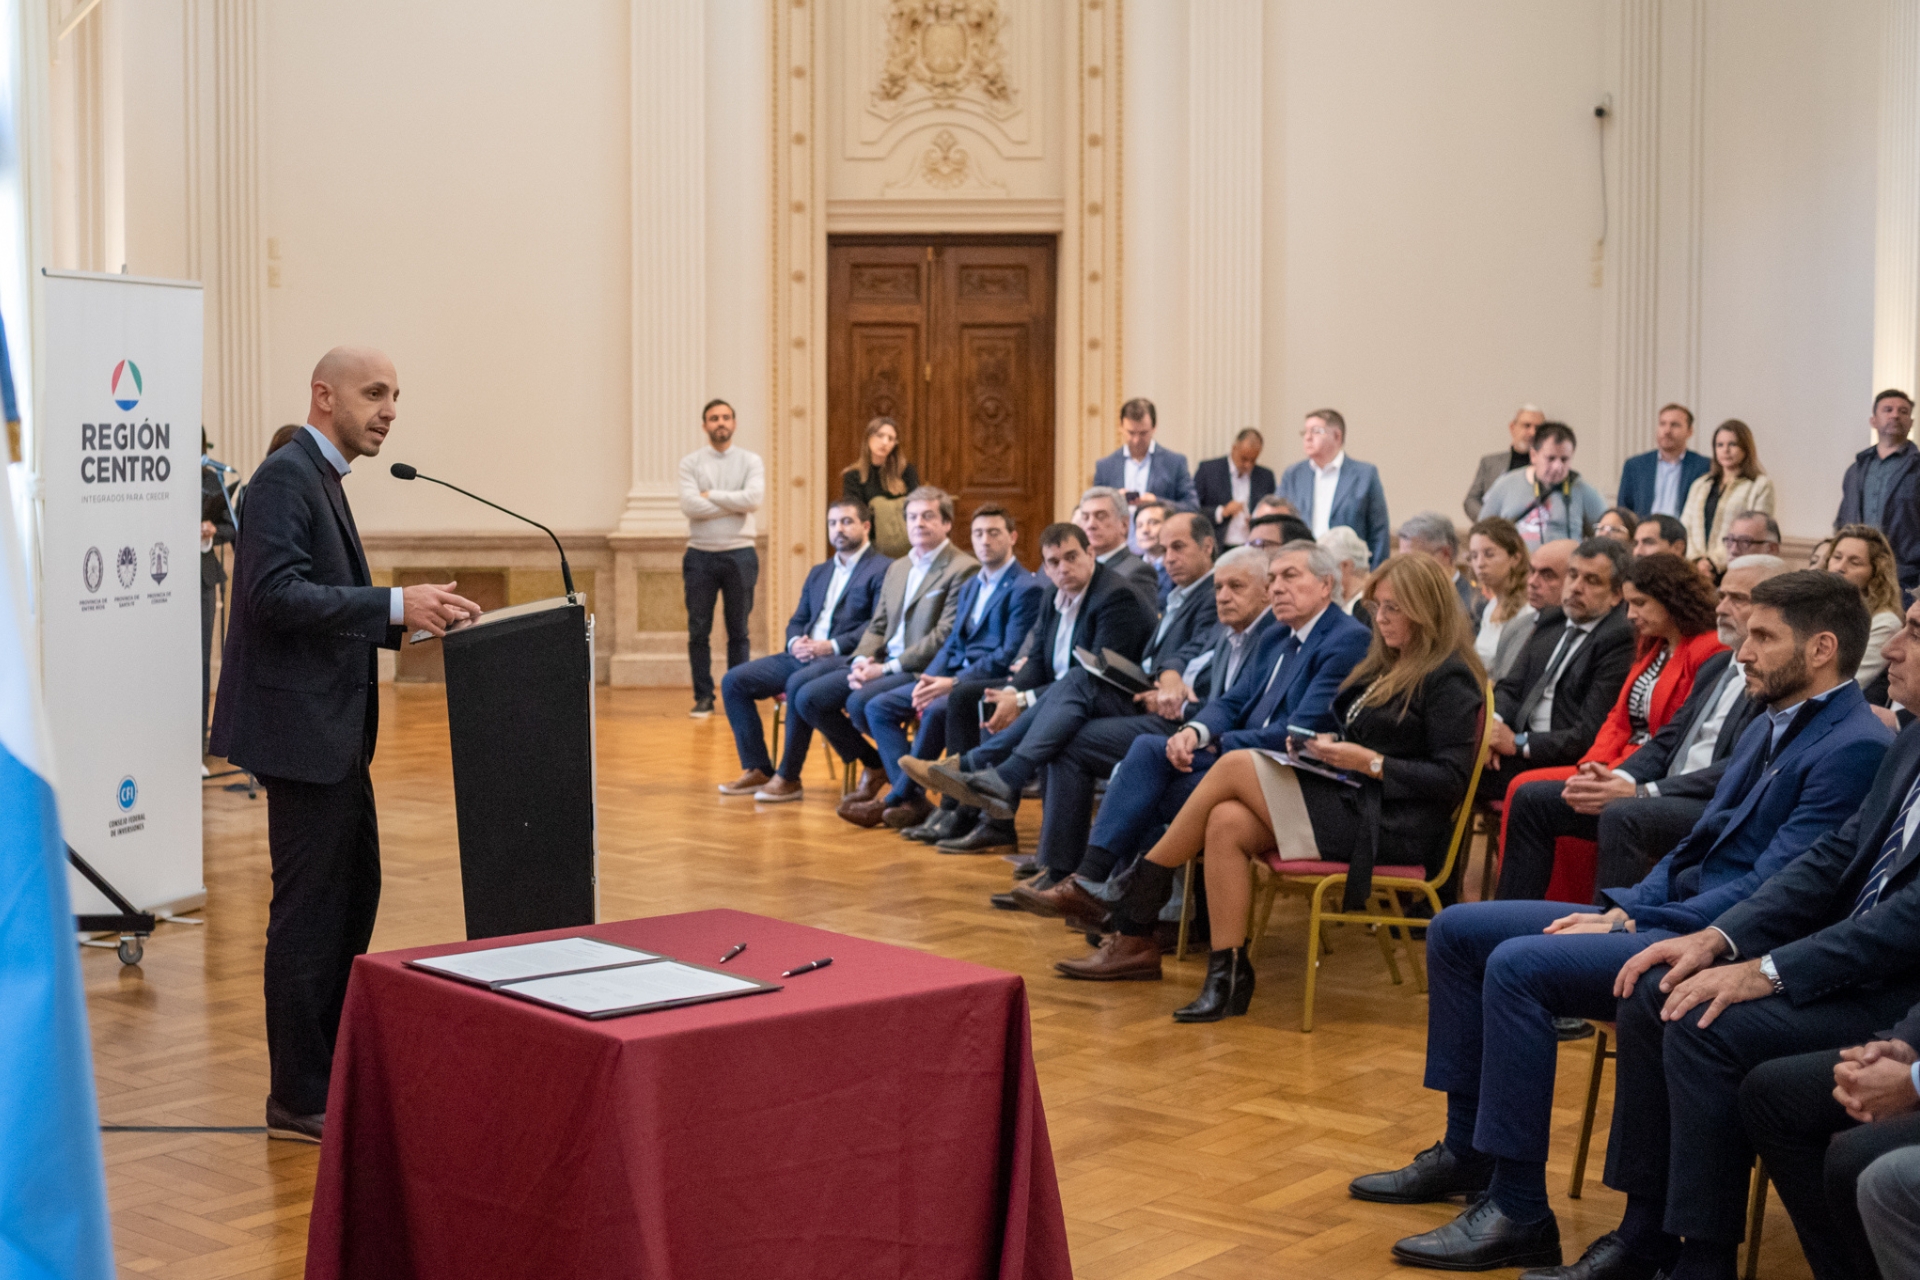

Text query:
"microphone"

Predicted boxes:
[[201, 455, 235, 472], [389, 463, 576, 598]]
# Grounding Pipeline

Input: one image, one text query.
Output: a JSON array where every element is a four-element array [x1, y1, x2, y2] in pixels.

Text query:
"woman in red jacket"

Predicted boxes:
[[1495, 554, 1724, 879]]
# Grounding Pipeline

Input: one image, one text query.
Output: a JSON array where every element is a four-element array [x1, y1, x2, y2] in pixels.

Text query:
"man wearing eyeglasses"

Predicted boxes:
[[1276, 408, 1392, 573], [1721, 510, 1782, 562]]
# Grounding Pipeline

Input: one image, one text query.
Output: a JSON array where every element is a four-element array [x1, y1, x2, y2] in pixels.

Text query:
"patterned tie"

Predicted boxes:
[[1851, 771, 1920, 919], [1251, 633, 1305, 728]]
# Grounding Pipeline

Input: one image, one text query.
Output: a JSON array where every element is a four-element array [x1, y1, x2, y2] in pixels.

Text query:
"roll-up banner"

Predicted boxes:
[[38, 269, 206, 914]]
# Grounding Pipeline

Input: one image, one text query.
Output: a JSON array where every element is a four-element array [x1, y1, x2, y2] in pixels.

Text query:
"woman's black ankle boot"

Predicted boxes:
[[1172, 945, 1255, 1023]]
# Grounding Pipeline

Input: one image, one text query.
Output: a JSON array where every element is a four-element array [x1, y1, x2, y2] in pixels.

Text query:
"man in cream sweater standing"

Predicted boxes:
[[679, 399, 765, 717]]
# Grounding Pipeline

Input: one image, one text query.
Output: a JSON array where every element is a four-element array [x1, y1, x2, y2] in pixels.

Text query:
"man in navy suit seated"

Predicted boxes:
[[1616, 403, 1710, 520], [1009, 540, 1372, 938], [716, 498, 890, 797], [845, 504, 1041, 829], [1194, 428, 1276, 548], [1277, 407, 1393, 572], [1091, 397, 1197, 520], [1352, 571, 1892, 1274]]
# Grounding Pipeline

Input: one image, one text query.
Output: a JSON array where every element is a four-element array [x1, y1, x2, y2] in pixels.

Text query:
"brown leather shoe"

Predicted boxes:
[[266, 1095, 324, 1143], [752, 776, 804, 803], [1054, 933, 1163, 981], [845, 766, 886, 805], [1010, 876, 1110, 925], [718, 769, 772, 796], [837, 795, 888, 827], [882, 796, 933, 828]]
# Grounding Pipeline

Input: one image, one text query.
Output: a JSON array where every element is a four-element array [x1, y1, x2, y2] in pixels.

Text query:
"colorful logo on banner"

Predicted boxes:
[[110, 359, 142, 412], [117, 776, 137, 811]]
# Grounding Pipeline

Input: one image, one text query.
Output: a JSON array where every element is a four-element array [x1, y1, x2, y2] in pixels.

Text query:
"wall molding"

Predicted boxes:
[[825, 196, 1063, 232], [1877, 0, 1920, 402], [1062, 0, 1122, 499], [1186, 0, 1261, 440]]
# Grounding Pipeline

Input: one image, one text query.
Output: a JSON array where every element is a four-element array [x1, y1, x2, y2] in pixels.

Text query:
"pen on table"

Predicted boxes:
[[719, 942, 747, 965], [781, 957, 833, 978]]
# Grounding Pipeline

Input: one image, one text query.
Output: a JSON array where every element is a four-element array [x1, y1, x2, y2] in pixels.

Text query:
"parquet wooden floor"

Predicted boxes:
[[85, 686, 1816, 1279]]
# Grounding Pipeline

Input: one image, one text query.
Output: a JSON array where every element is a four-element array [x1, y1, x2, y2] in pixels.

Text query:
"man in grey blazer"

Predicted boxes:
[[1277, 408, 1392, 571], [775, 486, 978, 808], [1091, 397, 1197, 515], [1464, 405, 1545, 520]]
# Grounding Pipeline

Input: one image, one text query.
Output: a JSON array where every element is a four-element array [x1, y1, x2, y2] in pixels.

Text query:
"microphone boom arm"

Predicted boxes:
[[410, 472, 576, 598]]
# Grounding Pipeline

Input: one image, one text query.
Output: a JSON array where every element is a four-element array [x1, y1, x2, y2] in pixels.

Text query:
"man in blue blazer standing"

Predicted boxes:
[[1616, 403, 1710, 520], [716, 497, 890, 796], [1353, 571, 1892, 1274], [1091, 397, 1198, 519], [1277, 408, 1392, 571], [847, 504, 1041, 828]]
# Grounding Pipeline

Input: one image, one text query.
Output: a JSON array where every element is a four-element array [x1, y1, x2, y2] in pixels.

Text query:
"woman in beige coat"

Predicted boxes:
[[1682, 418, 1774, 575]]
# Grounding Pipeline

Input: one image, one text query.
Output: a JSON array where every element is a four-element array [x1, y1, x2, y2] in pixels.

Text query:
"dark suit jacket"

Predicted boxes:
[[201, 467, 236, 588], [208, 431, 402, 784], [783, 545, 892, 656], [1012, 561, 1156, 694], [1187, 611, 1275, 705], [1194, 457, 1276, 539], [923, 562, 1042, 681], [1710, 720, 1920, 1039], [1837, 441, 1920, 599], [1093, 446, 1198, 508], [1616, 649, 1760, 800], [1141, 573, 1220, 677], [1099, 546, 1162, 607], [1617, 448, 1712, 520], [1604, 682, 1891, 934], [1493, 604, 1637, 767], [1195, 605, 1372, 749], [1277, 456, 1392, 570]]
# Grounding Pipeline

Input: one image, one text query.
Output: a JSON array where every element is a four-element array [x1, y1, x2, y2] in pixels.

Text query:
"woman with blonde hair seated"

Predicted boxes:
[[1827, 523, 1904, 699], [1055, 553, 1486, 1022], [1681, 418, 1774, 576]]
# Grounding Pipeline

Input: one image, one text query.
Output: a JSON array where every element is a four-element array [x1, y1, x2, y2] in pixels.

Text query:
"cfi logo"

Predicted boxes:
[[116, 545, 138, 589], [117, 776, 137, 811], [149, 541, 169, 585], [84, 546, 102, 593], [110, 359, 143, 411]]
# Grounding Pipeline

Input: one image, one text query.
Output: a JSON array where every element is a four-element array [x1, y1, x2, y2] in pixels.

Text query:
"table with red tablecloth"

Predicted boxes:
[[304, 908, 1071, 1280]]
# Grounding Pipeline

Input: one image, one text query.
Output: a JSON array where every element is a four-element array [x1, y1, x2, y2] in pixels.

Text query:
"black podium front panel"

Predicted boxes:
[[441, 598, 595, 939]]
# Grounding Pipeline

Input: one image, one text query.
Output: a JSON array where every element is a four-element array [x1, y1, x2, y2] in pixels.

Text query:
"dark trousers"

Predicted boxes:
[[863, 681, 949, 802], [845, 672, 919, 775], [719, 651, 810, 776], [993, 668, 1138, 783], [683, 546, 757, 701], [1609, 963, 1920, 1243], [1498, 778, 1705, 901], [1052, 722, 1197, 876], [201, 581, 218, 746], [259, 744, 381, 1116], [788, 656, 891, 771], [773, 657, 857, 780], [944, 677, 1000, 760], [1425, 901, 1668, 1161], [1034, 715, 1177, 875], [1742, 1049, 1920, 1280]]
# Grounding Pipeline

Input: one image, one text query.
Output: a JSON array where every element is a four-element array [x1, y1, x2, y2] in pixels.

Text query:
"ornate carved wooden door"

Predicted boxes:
[[828, 236, 1055, 565]]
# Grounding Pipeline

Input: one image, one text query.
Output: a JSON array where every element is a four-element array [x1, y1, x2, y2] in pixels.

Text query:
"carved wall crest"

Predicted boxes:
[[922, 130, 970, 188], [874, 0, 1014, 115]]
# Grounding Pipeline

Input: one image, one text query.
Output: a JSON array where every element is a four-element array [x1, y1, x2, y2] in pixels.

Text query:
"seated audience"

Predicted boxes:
[[1633, 513, 1689, 560], [1719, 508, 1782, 564], [1618, 402, 1708, 519], [1837, 388, 1919, 603], [1596, 506, 1639, 545], [1827, 523, 1904, 699], [840, 416, 919, 557], [1005, 542, 1369, 929], [1279, 407, 1393, 570], [1053, 554, 1483, 1008], [1525, 539, 1578, 612], [1493, 553, 1725, 890], [1594, 599, 1920, 1280], [1465, 404, 1546, 521], [912, 513, 1219, 826], [996, 545, 1290, 914], [1320, 524, 1374, 621], [716, 499, 891, 798], [1247, 502, 1315, 549], [1467, 517, 1537, 679], [1862, 1140, 1920, 1280], [1480, 538, 1636, 803], [1076, 485, 1162, 604], [1478, 422, 1607, 547], [844, 504, 1040, 828], [1361, 570, 1888, 1274], [1399, 511, 1476, 619], [1195, 427, 1274, 546], [769, 487, 977, 807], [1682, 418, 1774, 575], [1497, 555, 1787, 903], [1093, 396, 1197, 515], [1131, 501, 1175, 603]]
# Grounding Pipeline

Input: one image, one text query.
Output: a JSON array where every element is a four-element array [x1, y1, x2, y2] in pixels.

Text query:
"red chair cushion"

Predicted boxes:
[[1263, 856, 1426, 880], [1543, 837, 1599, 904]]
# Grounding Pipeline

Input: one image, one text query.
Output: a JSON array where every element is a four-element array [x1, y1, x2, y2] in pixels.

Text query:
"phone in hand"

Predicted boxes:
[[1285, 725, 1321, 756], [1124, 490, 1141, 503]]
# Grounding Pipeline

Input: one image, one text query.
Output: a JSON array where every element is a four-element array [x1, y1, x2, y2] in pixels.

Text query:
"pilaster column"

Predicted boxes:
[[1876, 0, 1920, 401], [617, 0, 706, 536], [1062, 0, 1124, 497], [1601, 0, 1662, 473], [1186, 0, 1261, 438]]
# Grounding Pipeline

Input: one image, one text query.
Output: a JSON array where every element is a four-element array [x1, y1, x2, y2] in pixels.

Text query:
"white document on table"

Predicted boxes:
[[502, 960, 773, 1018], [409, 937, 658, 988]]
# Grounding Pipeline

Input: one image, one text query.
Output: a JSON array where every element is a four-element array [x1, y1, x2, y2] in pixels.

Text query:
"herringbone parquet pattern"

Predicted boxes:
[[84, 686, 1815, 1278]]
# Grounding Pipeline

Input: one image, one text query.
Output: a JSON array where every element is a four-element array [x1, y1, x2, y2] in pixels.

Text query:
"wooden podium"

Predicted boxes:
[[439, 596, 596, 939]]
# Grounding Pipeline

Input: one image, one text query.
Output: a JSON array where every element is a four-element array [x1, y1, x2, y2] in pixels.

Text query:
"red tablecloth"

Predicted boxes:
[[305, 909, 1071, 1280]]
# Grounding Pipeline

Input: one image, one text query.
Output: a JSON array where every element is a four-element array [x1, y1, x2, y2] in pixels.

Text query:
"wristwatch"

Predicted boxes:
[[1759, 953, 1785, 995], [1367, 754, 1384, 777]]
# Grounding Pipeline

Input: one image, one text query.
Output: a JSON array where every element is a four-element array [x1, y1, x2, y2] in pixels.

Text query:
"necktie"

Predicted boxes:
[[1851, 771, 1920, 919], [1250, 633, 1304, 728]]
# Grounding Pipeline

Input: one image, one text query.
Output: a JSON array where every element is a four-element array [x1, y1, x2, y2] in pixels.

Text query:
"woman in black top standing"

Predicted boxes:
[[1059, 552, 1487, 1021], [841, 417, 919, 556]]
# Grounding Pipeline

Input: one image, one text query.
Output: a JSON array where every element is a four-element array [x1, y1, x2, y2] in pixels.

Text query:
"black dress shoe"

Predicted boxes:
[[1350, 1140, 1494, 1204], [266, 1095, 324, 1143], [1519, 1232, 1662, 1280], [901, 806, 959, 843], [957, 768, 1019, 820], [1011, 860, 1042, 880], [937, 819, 1018, 854], [1554, 1016, 1598, 1042], [1392, 1198, 1561, 1272]]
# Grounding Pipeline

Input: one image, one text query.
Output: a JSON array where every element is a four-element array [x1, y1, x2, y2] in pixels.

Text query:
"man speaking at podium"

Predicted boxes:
[[210, 346, 480, 1143]]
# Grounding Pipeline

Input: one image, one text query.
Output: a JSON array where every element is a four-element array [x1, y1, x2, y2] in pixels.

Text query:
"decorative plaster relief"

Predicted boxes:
[[844, 0, 1041, 158], [880, 126, 1009, 195], [875, 1, 1013, 112]]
